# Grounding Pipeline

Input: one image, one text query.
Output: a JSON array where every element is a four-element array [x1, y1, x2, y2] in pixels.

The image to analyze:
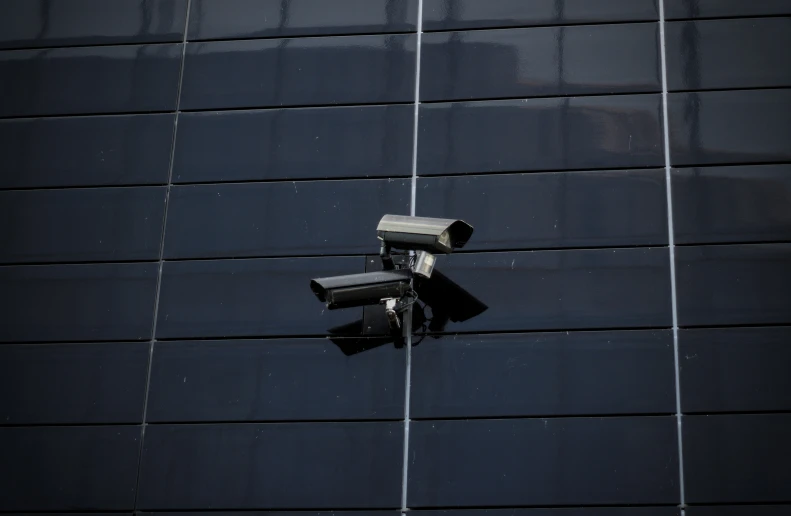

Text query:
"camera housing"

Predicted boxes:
[[377, 215, 474, 254], [310, 270, 412, 310]]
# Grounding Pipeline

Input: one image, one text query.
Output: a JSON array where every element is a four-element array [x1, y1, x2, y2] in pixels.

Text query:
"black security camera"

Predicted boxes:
[[310, 270, 412, 310]]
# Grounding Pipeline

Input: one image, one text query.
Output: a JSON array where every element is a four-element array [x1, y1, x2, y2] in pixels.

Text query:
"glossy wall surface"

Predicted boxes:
[[1, 0, 790, 514]]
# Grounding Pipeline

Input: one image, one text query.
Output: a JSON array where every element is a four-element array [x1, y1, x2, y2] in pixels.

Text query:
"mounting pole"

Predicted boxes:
[[380, 242, 395, 270]]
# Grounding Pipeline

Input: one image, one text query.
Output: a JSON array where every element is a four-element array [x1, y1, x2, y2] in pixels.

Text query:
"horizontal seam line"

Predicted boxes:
[[0, 419, 404, 428], [0, 176, 412, 192], [18, 85, 791, 121], [415, 327, 674, 337], [418, 165, 665, 177], [0, 40, 182, 52], [3, 160, 791, 192], [410, 413, 676, 421], [186, 30, 415, 43], [402, 504, 681, 510], [419, 90, 662, 104], [0, 30, 420, 53], [0, 166, 671, 192], [678, 322, 791, 330], [680, 323, 791, 331], [0, 243, 680, 268], [0, 328, 683, 346], [179, 101, 415, 112], [2, 327, 680, 345], [664, 14, 791, 22], [422, 19, 659, 33], [5, 241, 790, 267], [15, 15, 788, 53], [1, 87, 732, 121], [137, 510, 402, 513], [671, 161, 791, 170], [683, 501, 791, 506], [5, 411, 791, 429], [0, 101, 413, 121], [675, 240, 791, 247], [683, 411, 791, 416], [668, 85, 791, 94]]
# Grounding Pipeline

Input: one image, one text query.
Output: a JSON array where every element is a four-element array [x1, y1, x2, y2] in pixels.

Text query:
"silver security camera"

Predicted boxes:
[[310, 270, 412, 311], [377, 215, 473, 254], [377, 215, 473, 278]]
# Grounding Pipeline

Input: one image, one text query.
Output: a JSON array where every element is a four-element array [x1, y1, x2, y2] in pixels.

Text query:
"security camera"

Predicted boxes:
[[377, 215, 473, 277], [310, 214, 484, 341], [310, 270, 413, 310], [311, 270, 415, 333], [377, 215, 473, 254]]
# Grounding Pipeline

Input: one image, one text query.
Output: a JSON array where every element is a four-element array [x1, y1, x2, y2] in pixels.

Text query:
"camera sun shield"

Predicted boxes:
[[376, 214, 473, 254]]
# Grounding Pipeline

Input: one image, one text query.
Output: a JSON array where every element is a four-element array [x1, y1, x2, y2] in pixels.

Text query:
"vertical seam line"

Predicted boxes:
[[403, 0, 423, 512], [132, 0, 192, 509], [409, 0, 423, 218], [658, 1, 686, 509]]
